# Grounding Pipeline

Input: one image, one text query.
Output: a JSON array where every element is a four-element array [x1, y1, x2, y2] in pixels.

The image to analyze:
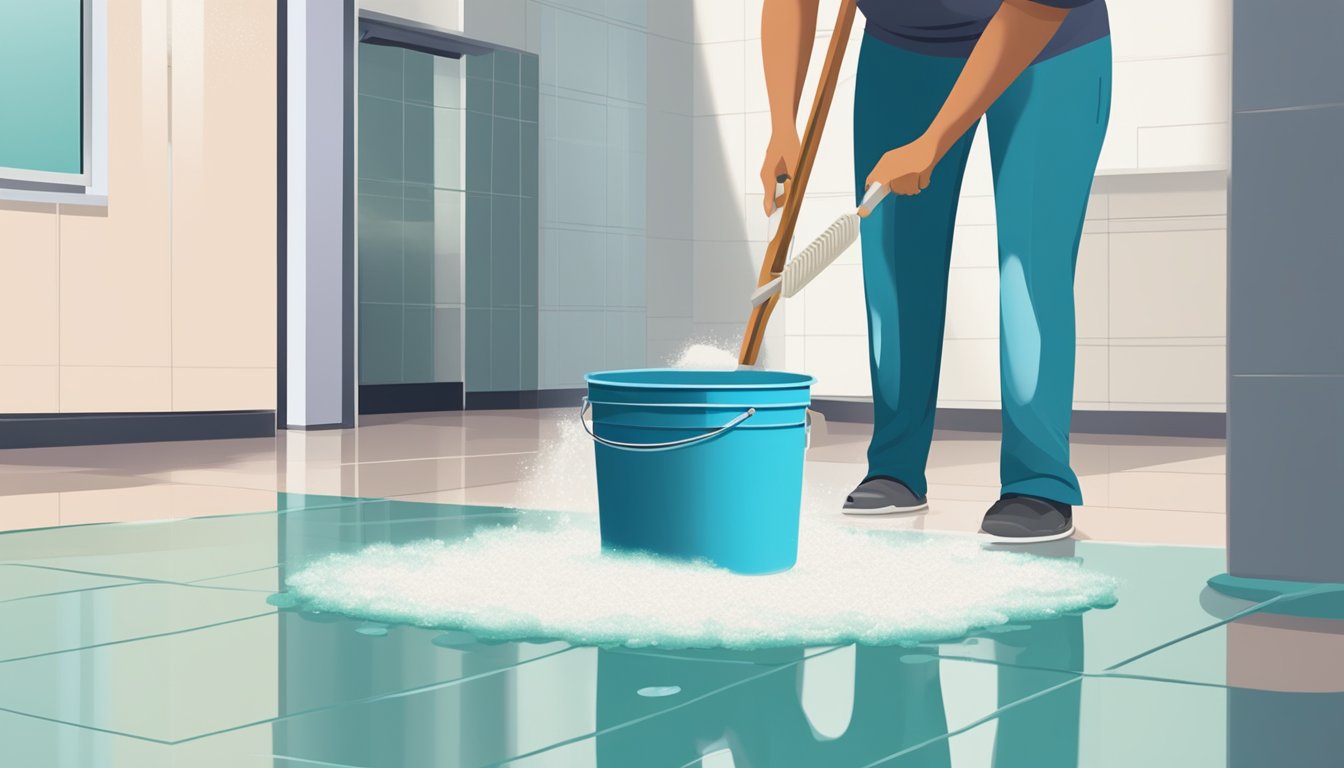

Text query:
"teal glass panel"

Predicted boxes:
[[0, 0, 83, 176]]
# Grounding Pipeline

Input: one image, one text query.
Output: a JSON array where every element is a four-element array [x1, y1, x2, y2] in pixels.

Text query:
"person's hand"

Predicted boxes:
[[760, 128, 801, 215], [865, 135, 940, 197]]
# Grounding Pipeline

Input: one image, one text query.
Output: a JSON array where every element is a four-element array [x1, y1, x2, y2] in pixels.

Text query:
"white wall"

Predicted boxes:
[[361, 0, 462, 31], [687, 0, 1230, 412]]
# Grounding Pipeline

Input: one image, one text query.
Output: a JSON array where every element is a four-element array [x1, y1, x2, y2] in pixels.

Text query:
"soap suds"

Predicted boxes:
[[282, 342, 1119, 649], [670, 343, 739, 370]]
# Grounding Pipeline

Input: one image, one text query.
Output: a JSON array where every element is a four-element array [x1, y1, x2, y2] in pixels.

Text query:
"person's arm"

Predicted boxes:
[[760, 0, 819, 214], [863, 0, 1071, 201]]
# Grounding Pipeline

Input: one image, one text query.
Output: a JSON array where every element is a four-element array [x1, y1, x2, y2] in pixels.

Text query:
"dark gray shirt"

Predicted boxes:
[[856, 0, 1108, 62]]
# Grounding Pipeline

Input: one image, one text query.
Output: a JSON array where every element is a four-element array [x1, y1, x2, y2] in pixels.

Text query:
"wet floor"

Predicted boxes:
[[2, 493, 1340, 766]]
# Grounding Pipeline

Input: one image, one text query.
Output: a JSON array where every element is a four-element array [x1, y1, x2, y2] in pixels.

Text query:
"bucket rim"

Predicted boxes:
[[585, 368, 815, 390]]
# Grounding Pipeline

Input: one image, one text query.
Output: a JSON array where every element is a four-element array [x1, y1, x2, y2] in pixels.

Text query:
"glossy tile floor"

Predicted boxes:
[[8, 410, 1327, 767], [1, 493, 1341, 767], [0, 409, 1227, 546]]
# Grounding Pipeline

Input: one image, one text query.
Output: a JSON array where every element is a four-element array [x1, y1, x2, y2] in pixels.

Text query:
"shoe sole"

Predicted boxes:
[[842, 501, 929, 516], [981, 525, 1075, 544]]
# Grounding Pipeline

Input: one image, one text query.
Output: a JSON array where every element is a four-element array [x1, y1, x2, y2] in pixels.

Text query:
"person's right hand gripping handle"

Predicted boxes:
[[759, 0, 820, 216]]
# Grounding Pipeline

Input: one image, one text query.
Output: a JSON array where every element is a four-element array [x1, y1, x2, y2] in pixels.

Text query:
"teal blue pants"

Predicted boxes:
[[854, 35, 1112, 506]]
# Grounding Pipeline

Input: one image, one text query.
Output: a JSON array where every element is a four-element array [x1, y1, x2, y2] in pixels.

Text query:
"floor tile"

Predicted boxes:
[[0, 581, 273, 663]]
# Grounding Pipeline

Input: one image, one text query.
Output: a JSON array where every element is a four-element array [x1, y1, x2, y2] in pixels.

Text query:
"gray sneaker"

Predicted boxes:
[[842, 477, 928, 515], [981, 494, 1074, 543]]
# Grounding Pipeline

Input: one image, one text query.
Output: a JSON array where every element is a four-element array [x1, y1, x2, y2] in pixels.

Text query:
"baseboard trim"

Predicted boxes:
[[359, 382, 463, 415], [811, 399, 1226, 439], [465, 388, 586, 411], [0, 410, 276, 449]]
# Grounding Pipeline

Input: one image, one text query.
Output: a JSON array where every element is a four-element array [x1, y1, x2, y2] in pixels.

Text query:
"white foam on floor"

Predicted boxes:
[[284, 342, 1119, 649], [286, 517, 1116, 649]]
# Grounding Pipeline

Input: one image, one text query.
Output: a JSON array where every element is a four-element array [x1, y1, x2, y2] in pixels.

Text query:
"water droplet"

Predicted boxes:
[[356, 622, 389, 637], [899, 654, 937, 665], [266, 592, 300, 608], [637, 686, 681, 698], [432, 631, 481, 649]]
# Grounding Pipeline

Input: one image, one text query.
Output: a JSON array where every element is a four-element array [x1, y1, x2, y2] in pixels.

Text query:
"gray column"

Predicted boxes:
[[283, 0, 356, 429], [1227, 1, 1344, 582]]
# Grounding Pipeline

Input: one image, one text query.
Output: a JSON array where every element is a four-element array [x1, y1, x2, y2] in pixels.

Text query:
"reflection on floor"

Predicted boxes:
[[0, 409, 1227, 546], [0, 494, 1339, 767]]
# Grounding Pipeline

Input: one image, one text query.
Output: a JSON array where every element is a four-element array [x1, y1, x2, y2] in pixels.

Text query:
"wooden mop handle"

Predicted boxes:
[[738, 0, 860, 367]]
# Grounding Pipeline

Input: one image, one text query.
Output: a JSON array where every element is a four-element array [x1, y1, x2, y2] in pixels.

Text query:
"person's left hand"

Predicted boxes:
[[865, 136, 940, 196]]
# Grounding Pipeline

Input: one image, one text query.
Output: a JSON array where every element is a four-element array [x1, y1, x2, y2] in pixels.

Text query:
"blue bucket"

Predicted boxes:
[[582, 369, 815, 574]]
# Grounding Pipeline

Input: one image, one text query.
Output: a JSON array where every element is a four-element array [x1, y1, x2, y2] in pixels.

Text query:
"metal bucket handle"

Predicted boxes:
[[579, 397, 756, 452]]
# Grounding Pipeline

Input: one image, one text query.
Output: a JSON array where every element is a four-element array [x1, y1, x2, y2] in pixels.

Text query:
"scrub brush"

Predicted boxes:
[[749, 182, 889, 306]]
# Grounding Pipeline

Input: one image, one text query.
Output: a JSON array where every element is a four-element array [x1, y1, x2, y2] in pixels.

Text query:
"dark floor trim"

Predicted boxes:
[[359, 382, 464, 415], [465, 388, 586, 411], [811, 399, 1227, 439], [0, 410, 276, 449]]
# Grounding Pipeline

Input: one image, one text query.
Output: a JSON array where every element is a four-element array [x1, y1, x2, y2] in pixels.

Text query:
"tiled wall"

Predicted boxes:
[[464, 0, 663, 390], [357, 45, 466, 387], [0, 0, 276, 414], [686, 0, 1230, 412], [463, 49, 541, 393]]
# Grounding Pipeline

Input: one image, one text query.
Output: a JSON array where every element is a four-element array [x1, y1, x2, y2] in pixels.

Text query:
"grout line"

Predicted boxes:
[[0, 611, 274, 668]]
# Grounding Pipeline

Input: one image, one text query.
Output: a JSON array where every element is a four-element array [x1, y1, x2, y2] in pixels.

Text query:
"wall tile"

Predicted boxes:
[[490, 195, 523, 307], [359, 43, 402, 97], [173, 367, 275, 411], [403, 49, 434, 104], [646, 238, 693, 318], [648, 0, 693, 42], [520, 307, 538, 388], [1229, 106, 1344, 375], [433, 107, 463, 190], [691, 41, 745, 116], [1074, 344, 1109, 406], [433, 55, 462, 109], [465, 74, 493, 114], [358, 193, 405, 304], [359, 95, 405, 181], [691, 114, 748, 240], [0, 205, 59, 367], [554, 228, 607, 307], [607, 25, 647, 105], [464, 307, 491, 391], [805, 335, 871, 398], [433, 306, 464, 382], [491, 117, 522, 195], [803, 263, 867, 337], [0, 366, 58, 413], [1228, 374, 1344, 582], [1137, 123, 1229, 169], [433, 189, 464, 304], [692, 0, 745, 44], [520, 196, 540, 306], [521, 119, 539, 196], [1108, 0, 1230, 60], [403, 305, 436, 383], [936, 339, 1000, 405], [493, 81, 521, 120], [545, 138, 607, 226], [494, 50, 521, 84], [1109, 229, 1226, 340], [403, 196, 436, 305], [1110, 346, 1225, 407], [553, 9, 609, 96], [647, 37, 692, 115], [692, 241, 756, 324], [1075, 232, 1109, 341], [647, 110, 694, 239], [60, 367, 172, 413], [359, 303, 404, 385], [464, 192, 492, 300], [943, 267, 999, 340]]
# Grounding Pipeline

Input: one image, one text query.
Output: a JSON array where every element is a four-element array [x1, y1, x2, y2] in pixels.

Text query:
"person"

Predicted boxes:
[[760, 0, 1111, 542]]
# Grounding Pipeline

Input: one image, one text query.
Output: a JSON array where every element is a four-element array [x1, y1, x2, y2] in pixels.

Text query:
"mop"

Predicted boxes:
[[738, 0, 863, 368]]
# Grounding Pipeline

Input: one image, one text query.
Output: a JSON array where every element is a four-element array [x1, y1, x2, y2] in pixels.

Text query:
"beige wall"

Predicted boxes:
[[0, 0, 276, 414]]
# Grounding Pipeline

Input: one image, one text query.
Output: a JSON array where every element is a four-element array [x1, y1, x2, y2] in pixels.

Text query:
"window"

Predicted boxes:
[[0, 0, 101, 193]]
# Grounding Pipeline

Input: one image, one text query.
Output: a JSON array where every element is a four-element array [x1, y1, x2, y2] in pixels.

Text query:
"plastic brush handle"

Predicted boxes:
[[858, 182, 888, 216]]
